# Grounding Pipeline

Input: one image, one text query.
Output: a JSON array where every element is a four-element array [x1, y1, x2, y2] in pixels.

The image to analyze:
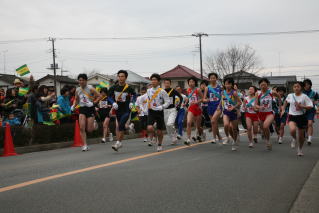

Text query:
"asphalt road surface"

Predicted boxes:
[[1, 123, 319, 213]]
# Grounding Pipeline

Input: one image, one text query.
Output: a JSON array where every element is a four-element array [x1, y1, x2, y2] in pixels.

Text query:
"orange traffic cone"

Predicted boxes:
[[72, 120, 83, 147], [1, 123, 18, 157]]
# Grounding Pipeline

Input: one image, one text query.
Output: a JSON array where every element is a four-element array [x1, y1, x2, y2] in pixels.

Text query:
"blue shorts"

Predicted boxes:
[[116, 112, 130, 131], [305, 110, 315, 121], [223, 110, 237, 121], [208, 105, 219, 116]]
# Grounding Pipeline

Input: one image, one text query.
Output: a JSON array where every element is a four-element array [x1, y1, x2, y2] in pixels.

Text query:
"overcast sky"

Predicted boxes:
[[1, 0, 319, 89]]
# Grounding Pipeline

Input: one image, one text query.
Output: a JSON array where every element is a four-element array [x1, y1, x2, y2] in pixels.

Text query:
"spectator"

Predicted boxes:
[[4, 88, 20, 115], [57, 86, 71, 124], [0, 88, 5, 116], [2, 112, 21, 127], [28, 84, 39, 124], [13, 79, 23, 88], [37, 85, 55, 122]]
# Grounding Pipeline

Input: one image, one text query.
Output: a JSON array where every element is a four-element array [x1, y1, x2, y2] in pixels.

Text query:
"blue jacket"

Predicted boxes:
[[2, 118, 21, 127], [57, 95, 71, 115]]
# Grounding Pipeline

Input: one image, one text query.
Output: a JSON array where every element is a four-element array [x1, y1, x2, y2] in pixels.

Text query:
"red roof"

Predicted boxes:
[[161, 65, 208, 80]]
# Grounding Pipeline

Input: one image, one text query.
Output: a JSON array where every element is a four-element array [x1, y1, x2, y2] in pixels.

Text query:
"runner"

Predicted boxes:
[[243, 86, 258, 148], [146, 74, 170, 152], [72, 73, 101, 151], [184, 77, 204, 145], [303, 79, 319, 145], [277, 86, 289, 144], [108, 70, 136, 152], [271, 86, 282, 141], [97, 87, 113, 143], [200, 80, 210, 141], [175, 86, 187, 140], [135, 87, 149, 143], [281, 81, 313, 156], [219, 77, 242, 151], [163, 79, 183, 145], [203, 72, 222, 144], [255, 78, 279, 151]]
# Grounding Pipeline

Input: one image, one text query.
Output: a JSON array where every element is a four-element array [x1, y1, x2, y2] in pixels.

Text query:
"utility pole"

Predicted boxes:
[[49, 37, 57, 94], [192, 33, 208, 79]]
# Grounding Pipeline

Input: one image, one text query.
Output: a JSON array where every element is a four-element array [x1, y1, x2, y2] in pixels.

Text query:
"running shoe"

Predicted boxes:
[[184, 138, 191, 146], [297, 147, 304, 156], [171, 136, 178, 145], [223, 137, 230, 145], [82, 145, 89, 151], [307, 140, 312, 146], [231, 145, 237, 151], [101, 138, 106, 143], [291, 139, 296, 149], [112, 141, 122, 152], [253, 138, 258, 144], [278, 137, 283, 144], [192, 136, 197, 143], [197, 136, 202, 143], [143, 137, 148, 143], [177, 134, 182, 140], [249, 142, 254, 148], [211, 138, 216, 144], [157, 145, 163, 152], [109, 133, 113, 142]]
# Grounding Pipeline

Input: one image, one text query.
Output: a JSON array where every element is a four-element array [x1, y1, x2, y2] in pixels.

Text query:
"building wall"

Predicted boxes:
[[87, 76, 111, 87], [0, 80, 11, 90], [161, 78, 188, 89]]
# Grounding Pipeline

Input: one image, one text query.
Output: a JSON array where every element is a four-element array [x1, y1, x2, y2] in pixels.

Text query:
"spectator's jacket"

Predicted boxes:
[[2, 117, 21, 127], [57, 95, 71, 115]]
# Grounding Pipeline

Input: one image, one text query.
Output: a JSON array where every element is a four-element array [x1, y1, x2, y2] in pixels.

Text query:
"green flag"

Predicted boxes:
[[99, 81, 109, 88], [18, 87, 29, 96], [16, 64, 30, 76]]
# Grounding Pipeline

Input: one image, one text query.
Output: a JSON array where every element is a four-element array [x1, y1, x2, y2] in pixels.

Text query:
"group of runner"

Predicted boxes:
[[72, 70, 318, 156]]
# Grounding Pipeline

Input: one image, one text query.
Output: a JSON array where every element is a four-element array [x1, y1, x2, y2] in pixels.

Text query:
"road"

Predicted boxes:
[[0, 124, 318, 213]]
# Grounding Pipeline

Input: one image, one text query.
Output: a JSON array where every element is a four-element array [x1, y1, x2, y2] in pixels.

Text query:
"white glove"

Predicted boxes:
[[71, 105, 75, 112], [156, 105, 163, 111], [112, 102, 118, 110], [129, 103, 134, 109]]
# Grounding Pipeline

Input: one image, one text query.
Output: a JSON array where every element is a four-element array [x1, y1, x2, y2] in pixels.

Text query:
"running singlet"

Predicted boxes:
[[108, 84, 135, 112], [187, 88, 199, 106], [207, 85, 222, 108], [76, 85, 94, 107], [244, 96, 256, 114], [222, 90, 236, 111], [258, 90, 273, 112]]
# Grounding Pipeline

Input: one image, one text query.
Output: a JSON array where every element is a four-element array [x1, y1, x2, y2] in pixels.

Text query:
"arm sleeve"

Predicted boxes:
[[286, 94, 292, 103], [305, 96, 314, 107], [161, 90, 170, 109]]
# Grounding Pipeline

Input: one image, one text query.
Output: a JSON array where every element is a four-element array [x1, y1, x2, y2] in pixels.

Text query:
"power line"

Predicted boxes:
[[207, 29, 319, 37], [0, 38, 47, 44]]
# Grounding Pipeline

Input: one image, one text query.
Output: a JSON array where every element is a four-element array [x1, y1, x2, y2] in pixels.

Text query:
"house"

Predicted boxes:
[[266, 75, 297, 93], [224, 71, 261, 89], [0, 73, 29, 90], [160, 65, 208, 89], [87, 73, 116, 88], [112, 70, 151, 93], [36, 74, 78, 95]]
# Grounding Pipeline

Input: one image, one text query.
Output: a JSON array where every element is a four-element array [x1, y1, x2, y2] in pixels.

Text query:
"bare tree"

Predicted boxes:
[[205, 44, 262, 82]]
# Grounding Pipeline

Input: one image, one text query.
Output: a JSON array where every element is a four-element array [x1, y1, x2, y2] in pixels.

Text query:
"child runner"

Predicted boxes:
[[135, 87, 149, 143], [219, 77, 242, 151], [303, 79, 319, 145], [108, 70, 136, 152], [281, 81, 313, 156], [72, 73, 101, 151], [200, 80, 210, 141], [243, 86, 258, 148], [147, 74, 170, 152], [272, 86, 282, 141], [175, 86, 187, 140], [98, 87, 113, 143], [184, 77, 204, 145], [277, 87, 289, 144], [163, 79, 183, 145], [255, 78, 279, 151], [203, 72, 222, 144]]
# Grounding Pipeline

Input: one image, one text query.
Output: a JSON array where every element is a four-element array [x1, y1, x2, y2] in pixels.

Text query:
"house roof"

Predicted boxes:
[[267, 75, 297, 85], [36, 74, 78, 84], [160, 65, 208, 80], [224, 71, 260, 79], [113, 70, 150, 84], [88, 73, 117, 81], [0, 74, 29, 85]]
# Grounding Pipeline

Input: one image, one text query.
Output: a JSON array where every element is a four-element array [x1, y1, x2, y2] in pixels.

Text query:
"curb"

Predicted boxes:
[[1, 133, 142, 155], [290, 160, 319, 213]]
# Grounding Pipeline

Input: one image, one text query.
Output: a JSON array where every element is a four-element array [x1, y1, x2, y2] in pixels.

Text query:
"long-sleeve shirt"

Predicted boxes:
[[2, 117, 21, 127], [164, 88, 183, 109], [146, 86, 170, 111], [136, 94, 149, 116]]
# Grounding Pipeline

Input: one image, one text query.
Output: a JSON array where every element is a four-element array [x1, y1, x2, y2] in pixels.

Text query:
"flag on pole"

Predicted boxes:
[[18, 87, 29, 96], [99, 81, 110, 88], [16, 64, 30, 76]]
